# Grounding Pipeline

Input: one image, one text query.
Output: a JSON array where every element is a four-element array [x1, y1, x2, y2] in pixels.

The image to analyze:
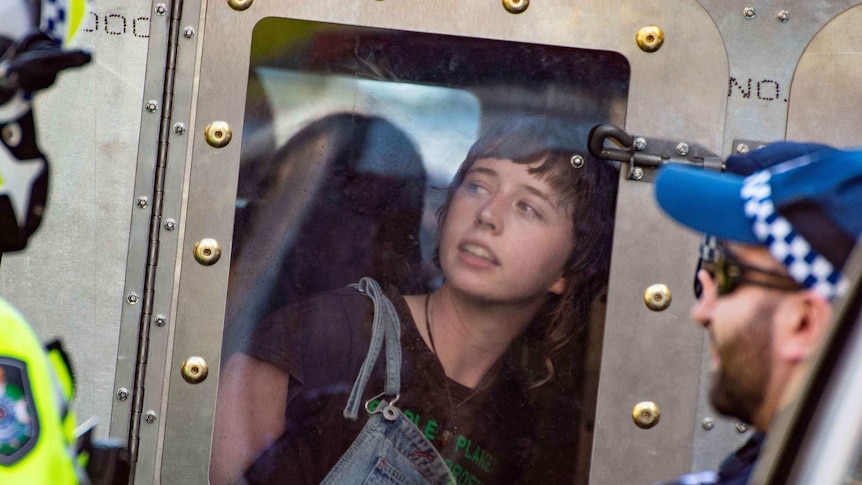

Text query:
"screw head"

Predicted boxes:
[[736, 421, 749, 433], [145, 411, 157, 424], [164, 218, 177, 231], [634, 137, 647, 151], [702, 417, 715, 430], [173, 123, 186, 135], [155, 315, 168, 327], [631, 167, 645, 181], [736, 143, 750, 155], [778, 10, 790, 22], [743, 7, 756, 19], [155, 3, 167, 15], [137, 196, 149, 209], [127, 292, 139, 304], [116, 388, 129, 401], [676, 142, 690, 156], [183, 26, 195, 38], [145, 100, 158, 113]]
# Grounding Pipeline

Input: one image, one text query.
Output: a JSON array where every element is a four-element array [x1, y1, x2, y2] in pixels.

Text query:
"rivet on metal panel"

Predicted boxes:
[[636, 26, 664, 53], [155, 315, 167, 327], [502, 0, 529, 14], [570, 155, 585, 169], [205, 121, 233, 148], [1, 122, 22, 147], [632, 401, 661, 429], [183, 26, 195, 38], [136, 196, 149, 209], [644, 284, 672, 311], [173, 122, 186, 135], [736, 422, 749, 433], [204, 121, 233, 148], [675, 142, 690, 156], [145, 411, 157, 424], [630, 167, 645, 181], [164, 218, 177, 231], [145, 100, 158, 113], [736, 143, 750, 155], [127, 292, 139, 304], [743, 7, 756, 20], [227, 0, 253, 12], [777, 10, 790, 23], [702, 417, 715, 430], [634, 137, 647, 151], [116, 388, 129, 401], [155, 3, 167, 15], [181, 356, 209, 384], [193, 238, 222, 266]]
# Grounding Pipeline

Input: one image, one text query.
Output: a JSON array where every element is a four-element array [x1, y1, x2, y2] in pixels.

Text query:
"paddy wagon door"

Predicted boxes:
[[102, 0, 862, 483]]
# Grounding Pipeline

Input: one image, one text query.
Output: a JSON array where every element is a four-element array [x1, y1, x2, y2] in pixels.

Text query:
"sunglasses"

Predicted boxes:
[[694, 249, 803, 298]]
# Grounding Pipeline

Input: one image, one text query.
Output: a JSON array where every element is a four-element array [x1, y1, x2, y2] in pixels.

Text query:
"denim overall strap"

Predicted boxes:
[[323, 279, 455, 484], [344, 277, 402, 420]]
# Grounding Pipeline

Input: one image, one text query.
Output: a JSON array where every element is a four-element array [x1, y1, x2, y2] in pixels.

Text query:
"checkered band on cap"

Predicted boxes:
[[741, 170, 849, 299], [40, 0, 68, 42]]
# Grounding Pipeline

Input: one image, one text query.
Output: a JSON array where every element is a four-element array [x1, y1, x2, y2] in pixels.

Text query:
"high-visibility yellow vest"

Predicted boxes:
[[0, 297, 79, 484]]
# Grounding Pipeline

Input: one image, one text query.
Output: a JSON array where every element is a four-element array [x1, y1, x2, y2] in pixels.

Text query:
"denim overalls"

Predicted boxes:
[[321, 278, 456, 485]]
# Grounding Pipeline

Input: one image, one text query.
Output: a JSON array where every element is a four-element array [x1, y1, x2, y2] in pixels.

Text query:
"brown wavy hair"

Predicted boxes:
[[436, 115, 618, 386]]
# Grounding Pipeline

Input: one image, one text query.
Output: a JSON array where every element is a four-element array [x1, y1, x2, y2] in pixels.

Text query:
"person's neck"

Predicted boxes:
[[758, 359, 811, 432], [409, 285, 544, 389]]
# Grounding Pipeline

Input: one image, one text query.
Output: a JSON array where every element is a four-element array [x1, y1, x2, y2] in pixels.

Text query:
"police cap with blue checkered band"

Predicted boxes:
[[654, 142, 862, 301]]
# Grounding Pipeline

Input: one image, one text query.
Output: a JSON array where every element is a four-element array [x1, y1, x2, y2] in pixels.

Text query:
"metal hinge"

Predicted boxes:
[[126, 0, 185, 481]]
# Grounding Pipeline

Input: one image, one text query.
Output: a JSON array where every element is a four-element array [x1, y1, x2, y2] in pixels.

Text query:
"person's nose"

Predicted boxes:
[[475, 195, 504, 233], [691, 269, 717, 329]]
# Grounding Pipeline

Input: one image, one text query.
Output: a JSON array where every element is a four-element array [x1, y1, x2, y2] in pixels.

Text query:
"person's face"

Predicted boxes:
[[438, 157, 574, 304], [691, 243, 787, 425]]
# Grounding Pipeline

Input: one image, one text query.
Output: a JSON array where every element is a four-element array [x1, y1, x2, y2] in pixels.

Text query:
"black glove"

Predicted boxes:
[[1, 31, 91, 96]]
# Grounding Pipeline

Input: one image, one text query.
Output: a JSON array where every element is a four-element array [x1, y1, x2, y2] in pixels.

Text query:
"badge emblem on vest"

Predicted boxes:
[[0, 358, 38, 465]]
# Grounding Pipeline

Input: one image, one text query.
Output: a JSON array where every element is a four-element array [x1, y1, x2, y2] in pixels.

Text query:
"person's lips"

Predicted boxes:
[[459, 241, 500, 265]]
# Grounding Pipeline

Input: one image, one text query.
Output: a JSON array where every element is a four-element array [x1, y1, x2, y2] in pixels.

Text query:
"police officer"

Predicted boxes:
[[653, 143, 862, 484]]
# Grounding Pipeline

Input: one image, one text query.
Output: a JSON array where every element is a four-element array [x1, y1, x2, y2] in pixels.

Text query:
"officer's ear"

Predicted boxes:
[[778, 290, 833, 364]]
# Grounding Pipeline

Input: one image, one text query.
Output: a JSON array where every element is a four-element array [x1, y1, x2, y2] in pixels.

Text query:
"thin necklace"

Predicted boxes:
[[424, 293, 487, 446]]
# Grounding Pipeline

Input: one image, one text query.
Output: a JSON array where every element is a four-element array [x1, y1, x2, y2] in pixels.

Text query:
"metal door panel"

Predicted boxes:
[[698, 0, 859, 155], [149, 1, 730, 483]]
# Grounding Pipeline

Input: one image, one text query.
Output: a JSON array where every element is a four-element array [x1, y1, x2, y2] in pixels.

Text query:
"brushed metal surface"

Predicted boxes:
[[159, 1, 730, 484]]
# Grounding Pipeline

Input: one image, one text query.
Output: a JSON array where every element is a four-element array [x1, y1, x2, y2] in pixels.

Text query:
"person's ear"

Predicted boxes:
[[779, 291, 833, 363], [549, 276, 566, 295]]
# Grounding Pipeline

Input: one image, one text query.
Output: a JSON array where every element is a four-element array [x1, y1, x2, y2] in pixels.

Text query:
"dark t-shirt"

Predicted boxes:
[[242, 285, 537, 485]]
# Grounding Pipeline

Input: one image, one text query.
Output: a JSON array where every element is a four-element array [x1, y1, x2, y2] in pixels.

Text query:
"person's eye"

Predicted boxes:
[[465, 182, 489, 195], [516, 200, 543, 219]]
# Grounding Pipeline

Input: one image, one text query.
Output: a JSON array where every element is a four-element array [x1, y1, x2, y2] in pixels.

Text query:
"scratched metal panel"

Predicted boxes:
[[698, 0, 860, 157], [159, 1, 729, 484], [786, 4, 862, 147], [0, 2, 151, 442]]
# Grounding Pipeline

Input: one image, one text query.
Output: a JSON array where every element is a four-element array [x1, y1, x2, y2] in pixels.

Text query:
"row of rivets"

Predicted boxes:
[[702, 417, 750, 433], [743, 7, 791, 22]]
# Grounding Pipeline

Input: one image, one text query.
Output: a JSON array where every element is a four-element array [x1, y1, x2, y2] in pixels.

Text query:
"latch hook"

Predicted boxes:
[[589, 124, 635, 163]]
